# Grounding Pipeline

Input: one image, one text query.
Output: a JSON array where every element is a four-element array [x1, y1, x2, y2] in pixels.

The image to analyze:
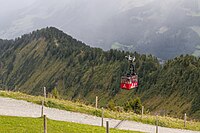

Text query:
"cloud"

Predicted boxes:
[[0, 0, 36, 15]]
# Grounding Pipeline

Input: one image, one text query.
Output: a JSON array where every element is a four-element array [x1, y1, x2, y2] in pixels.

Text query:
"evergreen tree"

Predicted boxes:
[[52, 87, 59, 99]]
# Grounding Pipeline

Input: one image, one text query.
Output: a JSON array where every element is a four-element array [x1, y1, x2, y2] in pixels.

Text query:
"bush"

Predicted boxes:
[[107, 99, 116, 111], [124, 97, 142, 114], [52, 87, 60, 99], [115, 106, 124, 112], [92, 110, 102, 117]]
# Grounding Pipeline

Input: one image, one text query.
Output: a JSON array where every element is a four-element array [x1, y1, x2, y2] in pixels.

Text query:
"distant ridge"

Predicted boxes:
[[1, 0, 200, 59]]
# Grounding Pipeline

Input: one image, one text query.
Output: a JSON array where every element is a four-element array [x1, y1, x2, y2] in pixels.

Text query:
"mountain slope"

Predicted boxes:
[[142, 55, 200, 119], [0, 27, 200, 120], [0, 27, 154, 98]]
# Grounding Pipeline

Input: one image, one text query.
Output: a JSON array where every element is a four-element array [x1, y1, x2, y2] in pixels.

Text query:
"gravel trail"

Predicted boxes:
[[0, 97, 199, 133]]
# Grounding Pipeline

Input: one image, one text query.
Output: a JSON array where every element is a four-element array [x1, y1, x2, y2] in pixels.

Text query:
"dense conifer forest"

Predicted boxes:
[[0, 27, 199, 120]]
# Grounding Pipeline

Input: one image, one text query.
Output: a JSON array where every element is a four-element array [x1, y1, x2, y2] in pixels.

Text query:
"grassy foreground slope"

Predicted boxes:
[[0, 91, 199, 131], [0, 115, 140, 133]]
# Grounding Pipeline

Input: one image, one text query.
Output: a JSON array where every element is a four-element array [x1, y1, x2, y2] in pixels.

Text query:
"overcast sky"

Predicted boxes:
[[0, 0, 36, 16]]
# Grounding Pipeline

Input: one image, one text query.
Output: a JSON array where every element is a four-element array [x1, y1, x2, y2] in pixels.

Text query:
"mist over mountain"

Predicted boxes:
[[1, 0, 200, 59]]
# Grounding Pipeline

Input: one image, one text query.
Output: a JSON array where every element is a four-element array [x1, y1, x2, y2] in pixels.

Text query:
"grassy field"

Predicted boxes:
[[0, 115, 140, 133], [0, 91, 200, 131]]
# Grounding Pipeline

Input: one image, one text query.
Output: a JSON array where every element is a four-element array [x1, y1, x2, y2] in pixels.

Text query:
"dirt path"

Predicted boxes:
[[0, 97, 199, 133]]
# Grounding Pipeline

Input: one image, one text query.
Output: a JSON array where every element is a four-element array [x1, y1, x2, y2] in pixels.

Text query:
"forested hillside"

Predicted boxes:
[[0, 27, 199, 120]]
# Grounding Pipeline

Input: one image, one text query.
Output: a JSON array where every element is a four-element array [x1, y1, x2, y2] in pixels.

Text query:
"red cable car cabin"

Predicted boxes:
[[120, 75, 138, 90]]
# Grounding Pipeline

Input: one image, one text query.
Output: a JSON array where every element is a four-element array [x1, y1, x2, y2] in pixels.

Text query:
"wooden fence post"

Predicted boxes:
[[106, 121, 109, 133], [44, 87, 46, 102], [156, 115, 158, 133], [44, 115, 47, 133], [141, 106, 144, 119], [184, 113, 187, 128], [95, 96, 98, 109], [41, 100, 44, 117], [101, 107, 104, 127]]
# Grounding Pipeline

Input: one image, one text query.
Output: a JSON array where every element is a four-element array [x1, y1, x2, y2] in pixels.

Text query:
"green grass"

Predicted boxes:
[[0, 91, 200, 131], [0, 115, 140, 133]]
